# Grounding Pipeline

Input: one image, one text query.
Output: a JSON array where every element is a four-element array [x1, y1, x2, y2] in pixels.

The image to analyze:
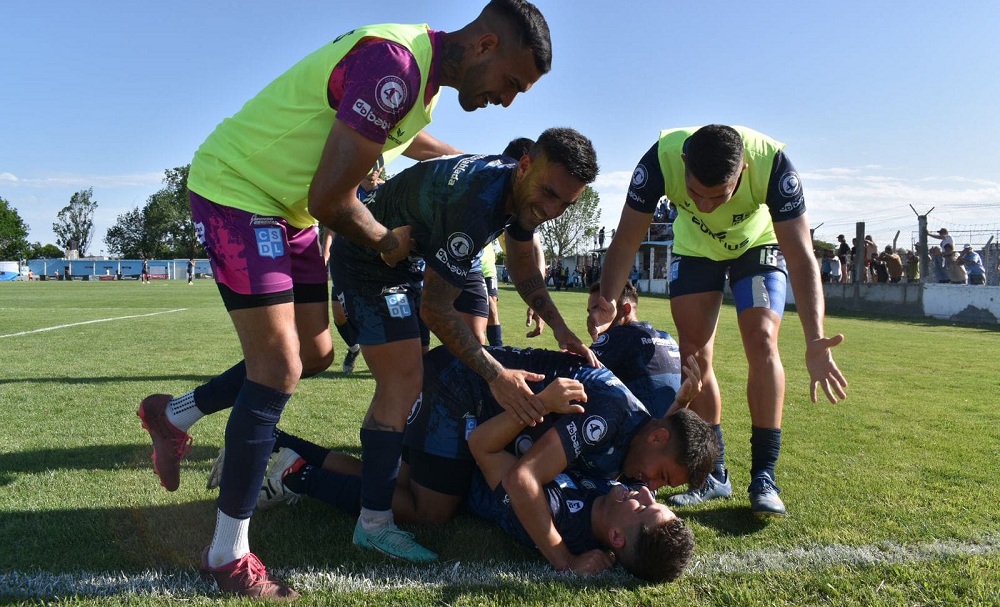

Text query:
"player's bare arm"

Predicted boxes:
[[773, 213, 848, 403], [403, 131, 462, 160], [421, 267, 547, 425], [588, 206, 651, 339], [308, 121, 401, 256]]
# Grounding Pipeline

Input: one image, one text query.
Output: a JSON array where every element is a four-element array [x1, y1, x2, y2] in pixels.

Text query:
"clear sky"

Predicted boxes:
[[3, 0, 999, 256]]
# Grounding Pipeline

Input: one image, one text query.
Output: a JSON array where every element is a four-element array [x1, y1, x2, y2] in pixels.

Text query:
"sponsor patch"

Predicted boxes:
[[514, 434, 533, 456], [447, 232, 475, 260], [779, 171, 802, 197], [583, 416, 608, 445], [376, 76, 408, 112], [254, 227, 285, 259], [631, 165, 648, 188], [384, 293, 412, 318], [567, 500, 584, 513]]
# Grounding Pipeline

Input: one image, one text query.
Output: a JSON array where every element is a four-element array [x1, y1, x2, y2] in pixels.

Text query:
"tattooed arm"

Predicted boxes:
[[504, 234, 600, 367], [421, 267, 547, 425]]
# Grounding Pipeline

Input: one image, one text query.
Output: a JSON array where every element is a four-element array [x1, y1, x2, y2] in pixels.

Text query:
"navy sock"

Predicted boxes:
[[486, 325, 503, 347], [217, 380, 290, 519], [193, 361, 247, 415], [288, 464, 362, 516], [335, 321, 358, 349], [274, 427, 332, 468], [711, 424, 726, 480], [359, 428, 403, 512], [750, 426, 782, 481]]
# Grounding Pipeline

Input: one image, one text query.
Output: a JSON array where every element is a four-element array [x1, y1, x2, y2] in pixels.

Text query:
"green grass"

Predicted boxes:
[[1, 280, 999, 606]]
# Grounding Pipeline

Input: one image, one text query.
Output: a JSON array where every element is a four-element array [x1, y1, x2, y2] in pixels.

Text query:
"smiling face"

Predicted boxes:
[[508, 152, 586, 232], [456, 44, 542, 112]]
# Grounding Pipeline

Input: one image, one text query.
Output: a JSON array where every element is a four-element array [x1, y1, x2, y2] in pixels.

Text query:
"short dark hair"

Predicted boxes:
[[620, 517, 695, 583], [684, 124, 744, 186], [482, 0, 552, 74], [589, 280, 638, 306], [501, 137, 535, 159], [663, 408, 717, 489], [534, 127, 599, 184]]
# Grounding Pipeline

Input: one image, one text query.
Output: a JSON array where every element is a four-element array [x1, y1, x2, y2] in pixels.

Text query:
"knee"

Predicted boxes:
[[301, 349, 334, 378]]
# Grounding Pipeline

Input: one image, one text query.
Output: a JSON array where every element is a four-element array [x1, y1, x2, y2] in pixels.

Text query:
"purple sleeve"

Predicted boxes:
[[333, 40, 423, 145]]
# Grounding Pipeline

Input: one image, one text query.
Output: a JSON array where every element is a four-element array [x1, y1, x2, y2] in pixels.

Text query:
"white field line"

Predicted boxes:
[[2, 535, 998, 598], [0, 309, 187, 339]]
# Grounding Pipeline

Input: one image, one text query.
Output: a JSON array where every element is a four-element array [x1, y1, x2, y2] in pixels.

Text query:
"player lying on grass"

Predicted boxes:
[[212, 368, 698, 580]]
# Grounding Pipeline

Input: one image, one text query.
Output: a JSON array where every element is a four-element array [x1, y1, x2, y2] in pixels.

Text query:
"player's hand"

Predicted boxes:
[[805, 334, 848, 403], [487, 367, 547, 426], [562, 549, 615, 576], [554, 325, 601, 368], [526, 307, 545, 338], [537, 378, 587, 415], [586, 296, 616, 341], [664, 355, 702, 417], [380, 225, 413, 266]]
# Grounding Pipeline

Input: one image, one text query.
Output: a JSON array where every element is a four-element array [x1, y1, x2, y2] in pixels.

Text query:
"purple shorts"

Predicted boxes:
[[190, 191, 327, 297]]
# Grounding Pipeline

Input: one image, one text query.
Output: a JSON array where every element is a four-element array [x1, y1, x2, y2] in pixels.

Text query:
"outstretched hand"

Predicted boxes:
[[664, 355, 702, 417], [586, 296, 617, 341], [526, 307, 545, 338], [806, 334, 848, 403]]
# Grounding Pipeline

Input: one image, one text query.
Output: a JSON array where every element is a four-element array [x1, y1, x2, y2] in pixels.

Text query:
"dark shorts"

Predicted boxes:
[[454, 271, 489, 318], [402, 447, 476, 496], [669, 244, 788, 315], [484, 276, 499, 298], [970, 274, 986, 285], [191, 191, 328, 310], [340, 282, 426, 346]]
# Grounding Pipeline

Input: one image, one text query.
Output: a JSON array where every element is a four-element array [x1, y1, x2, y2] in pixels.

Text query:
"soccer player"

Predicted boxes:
[[329, 128, 599, 563], [588, 280, 681, 417], [589, 125, 848, 518], [137, 1, 554, 598]]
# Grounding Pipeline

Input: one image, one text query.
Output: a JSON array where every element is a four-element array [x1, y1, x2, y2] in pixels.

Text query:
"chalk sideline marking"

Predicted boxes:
[[0, 309, 187, 339], [2, 535, 997, 598]]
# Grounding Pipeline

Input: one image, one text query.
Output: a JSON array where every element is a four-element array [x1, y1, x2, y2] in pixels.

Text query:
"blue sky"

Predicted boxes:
[[3, 1, 999, 255]]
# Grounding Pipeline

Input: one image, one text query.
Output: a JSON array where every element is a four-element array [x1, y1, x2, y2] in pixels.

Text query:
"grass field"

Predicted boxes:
[[1, 279, 999, 606]]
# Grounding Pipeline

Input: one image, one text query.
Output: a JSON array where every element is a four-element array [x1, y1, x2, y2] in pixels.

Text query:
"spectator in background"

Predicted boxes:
[[905, 249, 920, 283], [820, 251, 832, 284], [187, 259, 196, 285], [927, 228, 954, 252], [929, 246, 949, 283], [863, 236, 878, 282], [836, 235, 850, 283], [871, 251, 889, 283], [943, 243, 967, 284], [829, 251, 842, 284], [880, 246, 903, 283], [960, 245, 986, 285]]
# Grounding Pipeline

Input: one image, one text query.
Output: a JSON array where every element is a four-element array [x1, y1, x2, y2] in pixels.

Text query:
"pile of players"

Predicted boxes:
[[136, 0, 847, 599]]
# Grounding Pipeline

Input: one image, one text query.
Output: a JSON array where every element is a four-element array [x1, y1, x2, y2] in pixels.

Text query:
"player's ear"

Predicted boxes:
[[648, 426, 670, 446], [608, 526, 626, 550]]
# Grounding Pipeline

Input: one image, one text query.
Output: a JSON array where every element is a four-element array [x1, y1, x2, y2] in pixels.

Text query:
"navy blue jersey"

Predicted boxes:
[[590, 321, 682, 417], [626, 143, 806, 223], [330, 154, 522, 294], [405, 346, 652, 483], [466, 471, 621, 554]]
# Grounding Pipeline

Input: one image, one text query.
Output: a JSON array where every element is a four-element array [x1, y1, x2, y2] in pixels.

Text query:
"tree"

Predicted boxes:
[[27, 243, 64, 259], [53, 188, 98, 255], [536, 185, 602, 261], [0, 196, 31, 260], [105, 166, 203, 259]]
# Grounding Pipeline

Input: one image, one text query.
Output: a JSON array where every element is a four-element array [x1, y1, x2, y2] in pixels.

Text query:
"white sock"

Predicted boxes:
[[359, 508, 394, 531], [166, 391, 203, 432], [348, 344, 361, 353], [207, 510, 251, 568]]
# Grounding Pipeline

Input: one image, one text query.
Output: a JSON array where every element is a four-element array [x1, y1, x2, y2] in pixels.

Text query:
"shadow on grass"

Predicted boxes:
[[0, 374, 217, 386], [679, 504, 774, 537], [0, 443, 222, 485]]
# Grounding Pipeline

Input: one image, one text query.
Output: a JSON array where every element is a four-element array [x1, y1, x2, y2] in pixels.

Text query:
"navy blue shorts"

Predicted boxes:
[[484, 276, 499, 298], [669, 244, 788, 315], [454, 271, 488, 318], [341, 282, 426, 346]]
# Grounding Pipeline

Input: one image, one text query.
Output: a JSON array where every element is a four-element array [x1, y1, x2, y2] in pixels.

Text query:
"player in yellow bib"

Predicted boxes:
[[589, 125, 847, 518]]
